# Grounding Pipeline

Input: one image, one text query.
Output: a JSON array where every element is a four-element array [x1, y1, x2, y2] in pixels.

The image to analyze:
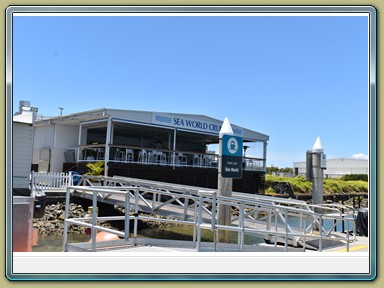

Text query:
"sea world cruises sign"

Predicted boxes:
[[152, 113, 243, 136]]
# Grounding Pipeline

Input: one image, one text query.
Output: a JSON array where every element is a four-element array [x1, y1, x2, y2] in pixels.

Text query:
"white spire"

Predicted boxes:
[[312, 136, 323, 152], [219, 117, 234, 138]]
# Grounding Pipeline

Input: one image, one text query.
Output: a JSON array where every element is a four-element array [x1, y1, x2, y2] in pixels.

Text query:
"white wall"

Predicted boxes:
[[51, 125, 79, 172], [324, 158, 368, 176], [32, 124, 79, 172], [32, 125, 54, 165], [293, 158, 368, 177], [13, 122, 34, 189]]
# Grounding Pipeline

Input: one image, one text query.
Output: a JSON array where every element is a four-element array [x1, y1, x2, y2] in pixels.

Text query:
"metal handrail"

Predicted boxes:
[[77, 144, 265, 171], [63, 183, 356, 252]]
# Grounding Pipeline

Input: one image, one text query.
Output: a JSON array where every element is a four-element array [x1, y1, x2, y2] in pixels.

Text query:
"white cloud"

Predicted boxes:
[[352, 153, 368, 160]]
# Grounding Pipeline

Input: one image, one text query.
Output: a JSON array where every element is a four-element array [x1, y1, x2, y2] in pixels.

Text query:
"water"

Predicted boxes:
[[33, 234, 88, 252], [33, 217, 353, 252], [140, 225, 264, 245], [32, 225, 263, 252]]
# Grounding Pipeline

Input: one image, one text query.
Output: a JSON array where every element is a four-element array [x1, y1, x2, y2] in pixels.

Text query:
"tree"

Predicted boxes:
[[266, 166, 279, 174], [279, 167, 293, 173]]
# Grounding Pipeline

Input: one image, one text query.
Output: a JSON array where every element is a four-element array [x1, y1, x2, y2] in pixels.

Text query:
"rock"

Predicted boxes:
[[270, 181, 295, 197], [32, 201, 120, 237]]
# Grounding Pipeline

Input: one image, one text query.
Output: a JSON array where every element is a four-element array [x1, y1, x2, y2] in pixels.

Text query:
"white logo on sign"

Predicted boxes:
[[227, 137, 239, 154]]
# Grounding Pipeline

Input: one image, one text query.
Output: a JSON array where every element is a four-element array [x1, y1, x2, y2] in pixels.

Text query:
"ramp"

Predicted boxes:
[[56, 175, 358, 252], [300, 238, 347, 251]]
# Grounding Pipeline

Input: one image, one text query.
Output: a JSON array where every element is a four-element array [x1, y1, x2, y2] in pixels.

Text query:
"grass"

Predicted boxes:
[[265, 175, 368, 195]]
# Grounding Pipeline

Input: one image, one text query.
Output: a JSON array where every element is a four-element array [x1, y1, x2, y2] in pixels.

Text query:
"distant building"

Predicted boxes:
[[293, 158, 368, 178]]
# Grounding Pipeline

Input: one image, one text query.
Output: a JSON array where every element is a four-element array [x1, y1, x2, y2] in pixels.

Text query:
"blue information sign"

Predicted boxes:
[[221, 135, 243, 178]]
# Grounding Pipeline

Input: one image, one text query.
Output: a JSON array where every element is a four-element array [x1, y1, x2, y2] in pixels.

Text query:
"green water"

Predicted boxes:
[[33, 234, 88, 252], [33, 225, 263, 252], [140, 225, 264, 245]]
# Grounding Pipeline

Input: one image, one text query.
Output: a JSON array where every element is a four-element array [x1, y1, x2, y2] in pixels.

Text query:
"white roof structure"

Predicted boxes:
[[35, 108, 269, 143]]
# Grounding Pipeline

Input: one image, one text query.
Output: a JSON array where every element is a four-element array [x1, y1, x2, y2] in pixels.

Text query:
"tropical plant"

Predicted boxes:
[[86, 161, 104, 176]]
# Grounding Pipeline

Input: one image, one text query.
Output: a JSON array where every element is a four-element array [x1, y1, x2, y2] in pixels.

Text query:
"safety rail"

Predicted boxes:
[[77, 145, 265, 171], [63, 182, 356, 252], [76, 175, 215, 217]]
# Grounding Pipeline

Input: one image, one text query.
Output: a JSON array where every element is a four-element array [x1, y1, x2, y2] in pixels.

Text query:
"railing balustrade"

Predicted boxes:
[[77, 145, 265, 171], [63, 177, 357, 252], [30, 171, 73, 193]]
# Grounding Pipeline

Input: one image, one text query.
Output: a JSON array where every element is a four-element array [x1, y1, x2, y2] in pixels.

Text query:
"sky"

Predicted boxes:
[[11, 13, 370, 168]]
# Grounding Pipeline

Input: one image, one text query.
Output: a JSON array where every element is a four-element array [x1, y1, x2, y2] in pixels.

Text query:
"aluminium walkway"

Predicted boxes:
[[60, 175, 359, 252]]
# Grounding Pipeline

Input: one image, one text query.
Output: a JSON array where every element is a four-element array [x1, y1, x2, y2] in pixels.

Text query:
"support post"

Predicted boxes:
[[104, 117, 112, 177], [307, 137, 326, 217], [217, 118, 234, 243], [312, 151, 324, 209]]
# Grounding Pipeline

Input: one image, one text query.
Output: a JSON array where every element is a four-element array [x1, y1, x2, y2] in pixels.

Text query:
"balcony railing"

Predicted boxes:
[[78, 145, 265, 171]]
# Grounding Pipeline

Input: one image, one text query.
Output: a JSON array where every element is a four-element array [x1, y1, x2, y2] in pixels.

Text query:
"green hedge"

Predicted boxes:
[[340, 174, 368, 182], [265, 175, 368, 195]]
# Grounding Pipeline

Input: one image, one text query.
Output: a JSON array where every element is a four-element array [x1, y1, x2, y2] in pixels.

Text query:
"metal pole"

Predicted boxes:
[[173, 128, 177, 169], [193, 199, 197, 244], [62, 186, 71, 252], [211, 192, 217, 252], [312, 151, 324, 210], [284, 209, 288, 252], [183, 197, 188, 221], [104, 117, 112, 176], [263, 141, 268, 171], [196, 193, 203, 251], [240, 202, 245, 251], [319, 216, 323, 252], [217, 153, 232, 243], [91, 191, 97, 252], [134, 189, 139, 241], [124, 190, 130, 241]]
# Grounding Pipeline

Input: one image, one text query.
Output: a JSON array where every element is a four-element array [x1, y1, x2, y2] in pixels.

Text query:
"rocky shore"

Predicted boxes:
[[33, 202, 115, 237], [34, 196, 368, 238]]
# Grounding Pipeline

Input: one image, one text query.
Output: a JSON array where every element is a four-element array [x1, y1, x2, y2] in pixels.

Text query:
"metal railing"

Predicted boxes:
[[77, 145, 265, 171], [63, 178, 357, 252]]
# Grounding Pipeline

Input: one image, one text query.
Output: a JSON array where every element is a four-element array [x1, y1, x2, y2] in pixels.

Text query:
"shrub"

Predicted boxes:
[[86, 161, 104, 176], [340, 174, 368, 182], [265, 175, 368, 195], [324, 179, 368, 194]]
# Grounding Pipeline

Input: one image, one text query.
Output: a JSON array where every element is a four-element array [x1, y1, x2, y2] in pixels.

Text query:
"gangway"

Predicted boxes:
[[61, 175, 357, 252]]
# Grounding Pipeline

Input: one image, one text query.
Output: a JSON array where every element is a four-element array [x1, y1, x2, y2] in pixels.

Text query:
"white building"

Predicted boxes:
[[293, 158, 368, 178], [22, 103, 270, 193], [12, 101, 37, 190]]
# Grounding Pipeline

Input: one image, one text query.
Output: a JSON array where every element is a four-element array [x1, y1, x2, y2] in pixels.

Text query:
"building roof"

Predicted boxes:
[[35, 108, 269, 142]]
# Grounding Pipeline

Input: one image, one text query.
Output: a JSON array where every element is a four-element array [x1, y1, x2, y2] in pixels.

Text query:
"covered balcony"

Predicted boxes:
[[75, 119, 266, 173], [34, 108, 269, 193]]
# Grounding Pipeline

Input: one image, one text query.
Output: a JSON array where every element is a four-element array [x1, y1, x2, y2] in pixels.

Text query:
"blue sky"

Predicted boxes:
[[12, 13, 369, 167]]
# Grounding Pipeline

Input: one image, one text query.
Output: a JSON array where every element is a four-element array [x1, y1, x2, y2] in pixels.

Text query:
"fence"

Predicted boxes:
[[30, 171, 73, 193]]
